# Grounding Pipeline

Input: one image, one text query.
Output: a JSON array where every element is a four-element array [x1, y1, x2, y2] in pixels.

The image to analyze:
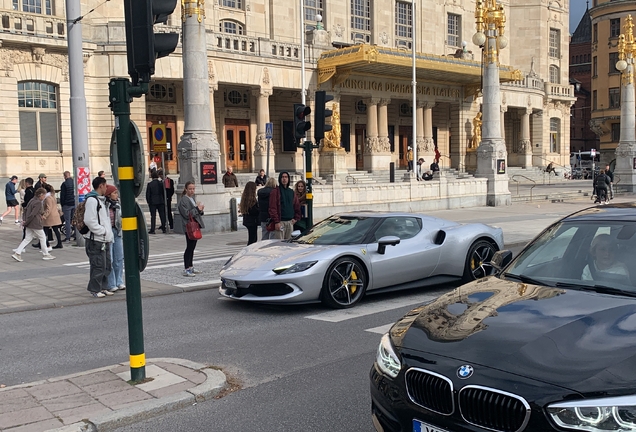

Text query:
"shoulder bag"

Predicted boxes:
[[186, 214, 202, 240]]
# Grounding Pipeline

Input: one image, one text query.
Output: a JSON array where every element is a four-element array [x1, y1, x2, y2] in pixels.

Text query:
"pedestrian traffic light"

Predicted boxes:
[[124, 0, 180, 85], [314, 91, 334, 143], [294, 103, 311, 143]]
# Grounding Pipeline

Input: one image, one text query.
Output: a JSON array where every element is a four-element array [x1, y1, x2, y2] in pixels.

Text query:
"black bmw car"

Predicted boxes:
[[370, 203, 636, 432]]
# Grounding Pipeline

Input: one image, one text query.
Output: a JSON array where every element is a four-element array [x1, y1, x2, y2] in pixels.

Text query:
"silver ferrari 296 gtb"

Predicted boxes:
[[219, 212, 504, 308]]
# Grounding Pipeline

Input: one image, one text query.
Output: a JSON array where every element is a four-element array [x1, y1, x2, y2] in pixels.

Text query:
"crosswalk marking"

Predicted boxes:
[[175, 279, 221, 288], [365, 323, 394, 335], [305, 292, 438, 323]]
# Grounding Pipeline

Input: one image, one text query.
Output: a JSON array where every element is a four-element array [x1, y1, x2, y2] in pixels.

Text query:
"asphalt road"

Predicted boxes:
[[1, 244, 526, 432]]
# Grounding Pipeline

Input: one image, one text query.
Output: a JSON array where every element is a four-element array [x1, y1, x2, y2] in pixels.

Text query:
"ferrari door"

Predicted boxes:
[[367, 217, 442, 290]]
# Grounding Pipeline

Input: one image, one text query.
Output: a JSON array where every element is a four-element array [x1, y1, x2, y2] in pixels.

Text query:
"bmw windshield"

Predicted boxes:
[[503, 220, 636, 294], [291, 216, 376, 245]]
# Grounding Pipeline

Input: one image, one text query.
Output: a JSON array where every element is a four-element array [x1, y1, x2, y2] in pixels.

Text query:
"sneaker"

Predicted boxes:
[[11, 253, 22, 262], [108, 287, 119, 293], [192, 268, 202, 274], [102, 290, 114, 296], [117, 284, 126, 290], [12, 248, 25, 254], [42, 254, 56, 260], [92, 291, 106, 298], [14, 220, 21, 225], [183, 269, 196, 277]]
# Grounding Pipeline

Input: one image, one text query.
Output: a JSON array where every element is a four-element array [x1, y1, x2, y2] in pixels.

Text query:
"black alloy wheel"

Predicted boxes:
[[462, 240, 498, 282], [321, 257, 367, 308]]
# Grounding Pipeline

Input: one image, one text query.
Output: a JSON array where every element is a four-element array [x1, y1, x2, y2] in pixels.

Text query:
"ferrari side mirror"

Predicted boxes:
[[377, 236, 400, 255], [490, 250, 513, 274]]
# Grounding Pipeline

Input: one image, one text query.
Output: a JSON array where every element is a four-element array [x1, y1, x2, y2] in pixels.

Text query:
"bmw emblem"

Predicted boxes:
[[457, 365, 474, 379]]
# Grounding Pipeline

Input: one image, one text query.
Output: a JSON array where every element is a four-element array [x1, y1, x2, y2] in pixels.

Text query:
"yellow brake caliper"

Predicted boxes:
[[349, 270, 358, 294]]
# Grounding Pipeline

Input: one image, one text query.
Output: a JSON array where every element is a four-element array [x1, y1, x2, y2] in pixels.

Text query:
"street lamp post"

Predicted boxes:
[[615, 14, 636, 192], [473, 0, 511, 206]]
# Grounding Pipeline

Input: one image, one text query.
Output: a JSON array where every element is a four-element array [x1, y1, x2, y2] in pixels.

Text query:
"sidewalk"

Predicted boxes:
[[0, 358, 226, 432]]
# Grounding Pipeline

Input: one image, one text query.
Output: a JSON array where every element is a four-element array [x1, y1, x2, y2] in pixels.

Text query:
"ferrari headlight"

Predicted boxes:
[[272, 261, 317, 275], [375, 333, 401, 378], [547, 395, 636, 431]]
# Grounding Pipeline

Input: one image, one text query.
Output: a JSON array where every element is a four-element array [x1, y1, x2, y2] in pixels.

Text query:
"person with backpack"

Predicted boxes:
[[11, 187, 56, 262], [594, 169, 611, 204], [82, 177, 114, 298]]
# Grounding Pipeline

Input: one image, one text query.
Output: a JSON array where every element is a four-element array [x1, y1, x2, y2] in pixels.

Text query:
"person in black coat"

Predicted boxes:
[[59, 171, 76, 241], [240, 181, 259, 245], [255, 169, 267, 187], [257, 177, 277, 240], [158, 169, 175, 230], [145, 170, 166, 233]]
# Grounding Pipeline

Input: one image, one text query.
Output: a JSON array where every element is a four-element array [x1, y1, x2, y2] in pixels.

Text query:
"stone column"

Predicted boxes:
[[420, 101, 436, 162], [500, 105, 507, 141], [363, 98, 380, 171], [520, 108, 532, 168], [252, 88, 272, 174], [476, 28, 511, 206], [378, 99, 391, 153], [615, 56, 636, 192]]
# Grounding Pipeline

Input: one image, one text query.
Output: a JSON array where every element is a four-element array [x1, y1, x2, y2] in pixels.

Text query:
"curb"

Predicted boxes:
[[35, 358, 227, 432]]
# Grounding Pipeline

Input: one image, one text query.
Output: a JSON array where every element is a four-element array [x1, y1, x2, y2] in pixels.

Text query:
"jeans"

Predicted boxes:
[[184, 233, 197, 269], [86, 238, 111, 293], [261, 222, 274, 240], [149, 203, 166, 232], [107, 231, 124, 289], [62, 205, 75, 240]]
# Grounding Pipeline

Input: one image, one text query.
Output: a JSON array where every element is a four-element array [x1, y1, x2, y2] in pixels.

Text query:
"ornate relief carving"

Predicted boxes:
[[254, 133, 267, 153], [422, 137, 434, 153], [364, 136, 378, 153], [262, 67, 270, 85], [515, 139, 531, 154], [616, 143, 636, 158], [378, 137, 390, 153], [334, 23, 344, 38], [31, 47, 46, 63], [379, 32, 388, 45]]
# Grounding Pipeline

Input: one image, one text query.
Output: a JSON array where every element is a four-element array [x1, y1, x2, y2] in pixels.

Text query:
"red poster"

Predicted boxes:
[[77, 167, 91, 199]]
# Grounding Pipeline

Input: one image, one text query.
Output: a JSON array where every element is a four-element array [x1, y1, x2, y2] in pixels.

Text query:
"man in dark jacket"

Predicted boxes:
[[1, 175, 19, 225], [222, 166, 239, 188], [145, 171, 166, 233], [257, 177, 277, 240], [255, 169, 267, 187], [158, 169, 175, 230], [594, 169, 611, 204], [60, 171, 76, 241], [268, 171, 301, 240], [34, 173, 47, 191], [605, 164, 614, 199]]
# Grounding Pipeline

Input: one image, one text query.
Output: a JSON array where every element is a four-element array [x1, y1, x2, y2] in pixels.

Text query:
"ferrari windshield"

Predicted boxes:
[[292, 215, 376, 245], [504, 219, 636, 293]]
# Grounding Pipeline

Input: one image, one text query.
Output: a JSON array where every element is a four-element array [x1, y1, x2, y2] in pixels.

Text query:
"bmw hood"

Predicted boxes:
[[392, 276, 636, 392], [222, 241, 332, 273]]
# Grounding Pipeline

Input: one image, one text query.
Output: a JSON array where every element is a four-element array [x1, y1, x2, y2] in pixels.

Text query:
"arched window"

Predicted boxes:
[[550, 118, 560, 153], [17, 81, 59, 151], [549, 65, 560, 84], [220, 20, 244, 35]]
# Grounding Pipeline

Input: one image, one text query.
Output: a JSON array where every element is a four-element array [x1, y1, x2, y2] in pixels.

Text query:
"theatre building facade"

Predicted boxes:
[[0, 0, 573, 184]]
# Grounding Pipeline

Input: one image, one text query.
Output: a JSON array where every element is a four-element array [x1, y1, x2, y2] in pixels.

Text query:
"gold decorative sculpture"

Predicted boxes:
[[323, 103, 342, 149], [471, 111, 482, 149]]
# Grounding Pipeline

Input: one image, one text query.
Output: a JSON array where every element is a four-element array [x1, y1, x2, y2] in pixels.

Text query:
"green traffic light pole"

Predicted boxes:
[[109, 77, 147, 383], [299, 139, 319, 227]]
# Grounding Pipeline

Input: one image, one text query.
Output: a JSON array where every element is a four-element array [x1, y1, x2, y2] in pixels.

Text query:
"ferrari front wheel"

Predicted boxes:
[[462, 240, 498, 282], [321, 257, 367, 309]]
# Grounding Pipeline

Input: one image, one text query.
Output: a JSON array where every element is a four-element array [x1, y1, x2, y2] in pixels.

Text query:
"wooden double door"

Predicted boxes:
[[146, 115, 178, 174], [224, 119, 251, 172]]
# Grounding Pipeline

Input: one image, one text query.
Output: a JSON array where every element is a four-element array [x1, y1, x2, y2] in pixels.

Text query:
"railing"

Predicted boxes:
[[502, 75, 544, 92], [544, 83, 575, 99], [0, 10, 65, 39], [511, 175, 537, 201], [211, 33, 301, 61]]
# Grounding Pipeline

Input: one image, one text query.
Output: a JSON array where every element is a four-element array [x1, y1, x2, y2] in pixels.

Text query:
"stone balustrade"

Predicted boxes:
[[211, 32, 300, 61], [502, 74, 544, 92], [0, 10, 65, 39], [544, 82, 575, 99]]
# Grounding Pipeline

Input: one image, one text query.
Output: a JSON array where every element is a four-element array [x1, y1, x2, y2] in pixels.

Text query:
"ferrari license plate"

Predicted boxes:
[[413, 419, 452, 432], [223, 279, 236, 289]]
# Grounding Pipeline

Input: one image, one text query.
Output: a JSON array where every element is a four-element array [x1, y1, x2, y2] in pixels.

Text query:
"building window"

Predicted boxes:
[[549, 28, 560, 58], [351, 0, 370, 42], [220, 0, 242, 9], [593, 56, 597, 76], [593, 23, 598, 42], [17, 81, 59, 151], [549, 65, 560, 84], [304, 0, 323, 23], [220, 20, 244, 35], [148, 83, 176, 102], [356, 100, 367, 114], [611, 123, 620, 142], [12, 0, 52, 15], [395, 1, 412, 40], [593, 90, 597, 110], [609, 52, 619, 74], [447, 13, 461, 47], [550, 118, 560, 153], [609, 87, 621, 108], [610, 18, 620, 38], [223, 89, 249, 107]]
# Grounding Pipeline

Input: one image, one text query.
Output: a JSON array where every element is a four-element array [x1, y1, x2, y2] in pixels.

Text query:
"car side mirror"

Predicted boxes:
[[378, 236, 400, 255], [291, 230, 302, 238], [490, 250, 513, 273]]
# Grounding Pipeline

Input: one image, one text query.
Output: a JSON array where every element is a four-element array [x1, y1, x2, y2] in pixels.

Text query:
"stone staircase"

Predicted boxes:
[[507, 166, 570, 185]]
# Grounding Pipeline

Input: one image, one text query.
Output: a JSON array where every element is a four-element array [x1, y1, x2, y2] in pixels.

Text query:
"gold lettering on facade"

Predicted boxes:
[[339, 79, 460, 100]]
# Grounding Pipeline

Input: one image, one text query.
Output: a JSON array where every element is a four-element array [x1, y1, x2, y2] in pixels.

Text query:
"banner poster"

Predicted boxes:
[[77, 167, 92, 202], [497, 159, 506, 175], [200, 161, 217, 184]]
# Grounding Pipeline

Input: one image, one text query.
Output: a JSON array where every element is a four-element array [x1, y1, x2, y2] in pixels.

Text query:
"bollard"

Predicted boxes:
[[230, 197, 238, 231], [389, 162, 395, 183]]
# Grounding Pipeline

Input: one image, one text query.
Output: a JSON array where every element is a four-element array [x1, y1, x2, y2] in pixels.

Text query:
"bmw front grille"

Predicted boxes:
[[405, 368, 454, 415]]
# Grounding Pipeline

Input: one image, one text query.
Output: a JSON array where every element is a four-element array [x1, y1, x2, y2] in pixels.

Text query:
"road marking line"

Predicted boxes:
[[175, 279, 221, 288], [305, 292, 438, 323], [144, 257, 230, 270], [365, 323, 394, 334]]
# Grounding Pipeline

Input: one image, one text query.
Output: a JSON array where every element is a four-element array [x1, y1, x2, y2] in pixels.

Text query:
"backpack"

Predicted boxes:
[[71, 196, 101, 235]]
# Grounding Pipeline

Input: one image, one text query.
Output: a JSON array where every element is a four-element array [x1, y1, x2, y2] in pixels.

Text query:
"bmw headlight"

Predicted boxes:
[[272, 261, 317, 274], [375, 333, 401, 378], [547, 396, 636, 431]]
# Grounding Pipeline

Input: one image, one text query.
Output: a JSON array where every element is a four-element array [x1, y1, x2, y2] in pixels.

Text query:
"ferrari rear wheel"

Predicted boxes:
[[321, 257, 367, 309], [462, 240, 498, 282]]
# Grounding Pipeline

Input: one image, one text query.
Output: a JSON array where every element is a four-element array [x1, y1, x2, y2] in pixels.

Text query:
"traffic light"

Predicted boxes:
[[124, 0, 180, 85], [314, 91, 334, 143], [294, 103, 311, 143]]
